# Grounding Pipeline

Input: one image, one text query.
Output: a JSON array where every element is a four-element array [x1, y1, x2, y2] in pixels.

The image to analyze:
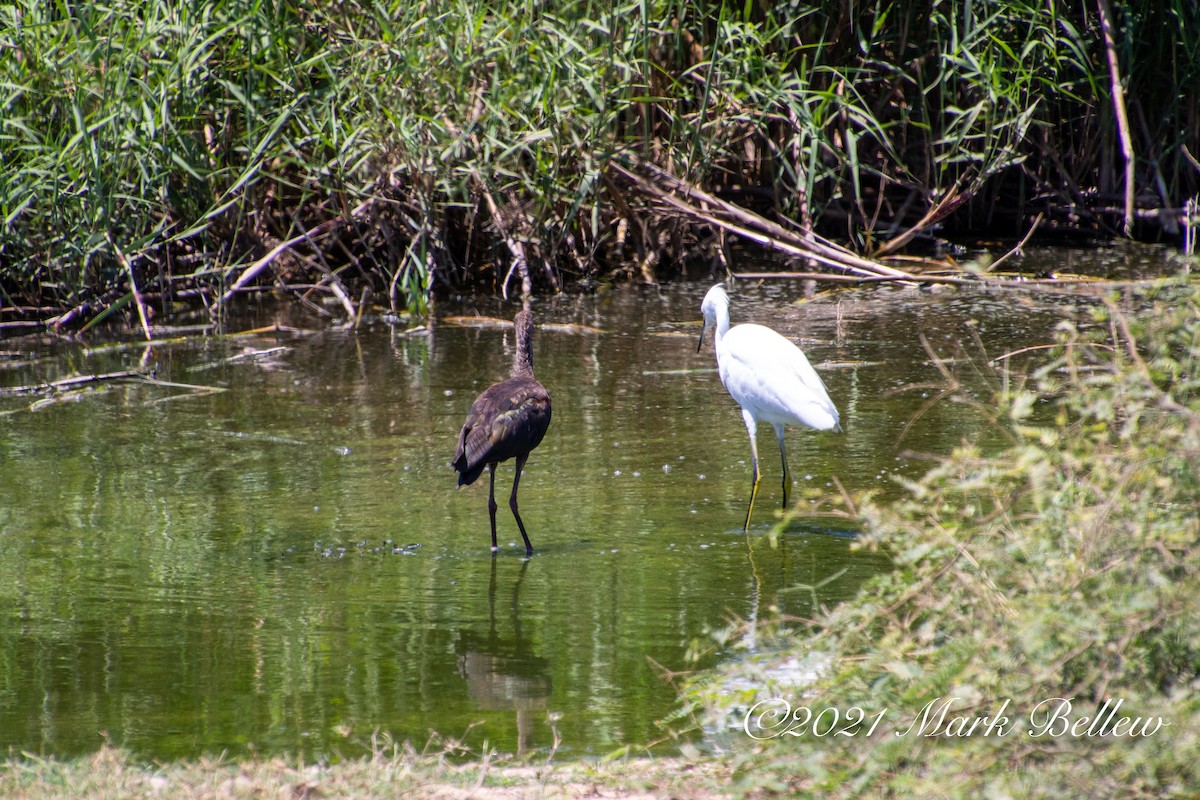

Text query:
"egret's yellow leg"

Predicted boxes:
[[742, 409, 762, 531], [743, 450, 762, 531]]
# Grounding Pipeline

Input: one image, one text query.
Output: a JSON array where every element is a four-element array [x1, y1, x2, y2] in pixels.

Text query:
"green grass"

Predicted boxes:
[[689, 281, 1200, 798], [0, 743, 727, 799]]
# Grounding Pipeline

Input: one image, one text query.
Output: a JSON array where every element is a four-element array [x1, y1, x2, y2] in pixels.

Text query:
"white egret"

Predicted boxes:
[[697, 284, 840, 530]]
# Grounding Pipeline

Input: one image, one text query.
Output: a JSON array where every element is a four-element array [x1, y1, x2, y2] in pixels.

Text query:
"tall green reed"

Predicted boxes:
[[2, 1, 1196, 318]]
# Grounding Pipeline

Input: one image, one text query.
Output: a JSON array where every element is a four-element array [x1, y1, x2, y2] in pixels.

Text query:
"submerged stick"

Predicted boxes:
[[2, 369, 229, 405], [186, 346, 289, 372], [0, 369, 145, 396], [318, 269, 357, 320], [987, 213, 1044, 273]]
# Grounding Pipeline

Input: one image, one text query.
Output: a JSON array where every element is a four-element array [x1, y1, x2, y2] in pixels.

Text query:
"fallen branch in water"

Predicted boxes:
[[186, 346, 289, 373], [0, 369, 147, 396], [731, 210, 1188, 292], [0, 320, 46, 333], [609, 157, 1129, 292], [732, 270, 1185, 292], [1, 369, 230, 410], [47, 289, 122, 332], [868, 182, 971, 259], [987, 213, 1044, 272], [609, 156, 921, 281]]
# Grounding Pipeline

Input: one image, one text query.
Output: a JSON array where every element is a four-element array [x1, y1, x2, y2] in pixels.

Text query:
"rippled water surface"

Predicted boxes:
[[0, 244, 1183, 760]]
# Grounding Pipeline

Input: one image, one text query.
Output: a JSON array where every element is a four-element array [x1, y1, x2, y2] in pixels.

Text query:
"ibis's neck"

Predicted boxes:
[[513, 342, 534, 376], [513, 313, 535, 377]]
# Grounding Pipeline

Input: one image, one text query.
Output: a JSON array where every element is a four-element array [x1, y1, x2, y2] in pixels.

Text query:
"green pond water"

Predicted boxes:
[[0, 245, 1184, 761]]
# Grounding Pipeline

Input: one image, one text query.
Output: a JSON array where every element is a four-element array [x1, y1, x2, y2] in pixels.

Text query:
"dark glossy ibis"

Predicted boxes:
[[452, 309, 552, 554]]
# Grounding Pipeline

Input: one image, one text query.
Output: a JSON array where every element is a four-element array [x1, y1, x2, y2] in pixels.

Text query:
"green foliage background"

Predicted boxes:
[[2, 1, 1198, 311]]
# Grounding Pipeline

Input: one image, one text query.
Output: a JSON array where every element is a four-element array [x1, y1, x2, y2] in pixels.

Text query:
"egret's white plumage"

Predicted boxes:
[[698, 284, 840, 530]]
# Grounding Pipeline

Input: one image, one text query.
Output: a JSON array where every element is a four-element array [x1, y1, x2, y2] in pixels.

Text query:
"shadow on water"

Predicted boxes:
[[455, 559, 549, 759], [0, 244, 1182, 761]]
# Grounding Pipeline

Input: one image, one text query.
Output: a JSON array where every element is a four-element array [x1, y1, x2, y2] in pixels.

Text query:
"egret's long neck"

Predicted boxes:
[[711, 303, 731, 344]]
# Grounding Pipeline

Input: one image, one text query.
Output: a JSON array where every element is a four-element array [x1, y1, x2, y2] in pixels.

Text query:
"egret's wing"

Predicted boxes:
[[720, 324, 840, 431]]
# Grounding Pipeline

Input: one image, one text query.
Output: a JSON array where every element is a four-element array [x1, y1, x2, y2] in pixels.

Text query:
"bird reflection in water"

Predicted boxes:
[[456, 558, 551, 758]]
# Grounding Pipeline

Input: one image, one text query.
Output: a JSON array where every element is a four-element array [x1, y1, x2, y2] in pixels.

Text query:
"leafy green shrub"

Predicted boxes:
[[694, 284, 1200, 798]]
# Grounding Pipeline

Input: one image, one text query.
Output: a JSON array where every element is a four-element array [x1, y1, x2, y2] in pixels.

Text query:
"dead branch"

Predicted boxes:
[[213, 195, 376, 313], [108, 234, 153, 341], [987, 213, 1044, 272], [1182, 145, 1200, 177], [0, 369, 146, 396], [47, 292, 117, 331], [1098, 0, 1136, 237], [869, 182, 971, 259], [610, 156, 922, 281], [475, 176, 533, 300]]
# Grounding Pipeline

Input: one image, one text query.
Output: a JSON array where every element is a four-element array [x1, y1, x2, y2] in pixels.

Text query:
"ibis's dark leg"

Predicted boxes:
[[741, 409, 762, 532], [487, 463, 499, 551], [509, 454, 535, 555], [775, 424, 790, 510]]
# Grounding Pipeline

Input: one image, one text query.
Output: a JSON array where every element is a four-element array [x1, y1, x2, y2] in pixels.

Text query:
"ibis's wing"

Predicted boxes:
[[453, 377, 552, 486]]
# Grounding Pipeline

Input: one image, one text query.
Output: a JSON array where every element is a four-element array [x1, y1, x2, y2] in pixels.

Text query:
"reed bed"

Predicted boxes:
[[2, 1, 1197, 330]]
